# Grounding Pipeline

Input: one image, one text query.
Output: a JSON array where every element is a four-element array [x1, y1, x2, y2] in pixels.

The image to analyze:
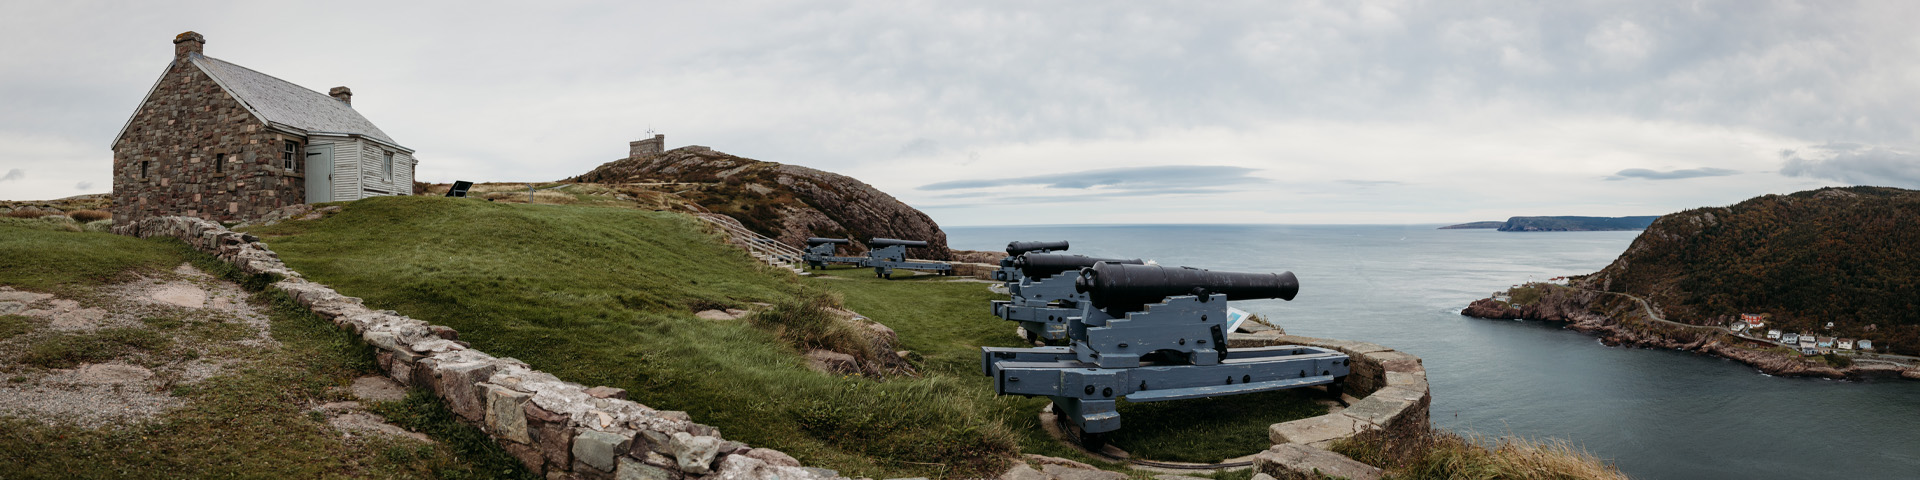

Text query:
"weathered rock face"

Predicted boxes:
[[570, 147, 954, 260]]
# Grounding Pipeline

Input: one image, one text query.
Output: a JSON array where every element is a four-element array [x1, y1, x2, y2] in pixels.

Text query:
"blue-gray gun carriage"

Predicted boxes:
[[991, 253, 1143, 343], [802, 237, 866, 269], [865, 238, 954, 279], [994, 240, 1071, 283], [980, 262, 1350, 446]]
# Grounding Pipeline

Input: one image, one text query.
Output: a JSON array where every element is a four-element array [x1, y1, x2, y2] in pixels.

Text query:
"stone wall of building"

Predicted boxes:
[[630, 134, 666, 158], [117, 216, 841, 480], [112, 49, 304, 226]]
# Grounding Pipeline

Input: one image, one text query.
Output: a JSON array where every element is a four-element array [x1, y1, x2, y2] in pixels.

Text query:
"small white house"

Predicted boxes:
[[1798, 334, 1817, 348], [1858, 339, 1874, 350], [1817, 337, 1835, 348], [1729, 322, 1749, 334], [1782, 332, 1799, 344], [1837, 338, 1855, 350], [1766, 329, 1782, 340]]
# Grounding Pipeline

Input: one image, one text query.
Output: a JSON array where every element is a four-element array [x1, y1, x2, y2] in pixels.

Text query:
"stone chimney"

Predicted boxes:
[[329, 87, 352, 106], [174, 31, 205, 59]]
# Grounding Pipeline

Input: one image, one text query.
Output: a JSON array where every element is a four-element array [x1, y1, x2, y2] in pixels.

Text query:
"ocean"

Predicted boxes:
[[947, 224, 1920, 480]]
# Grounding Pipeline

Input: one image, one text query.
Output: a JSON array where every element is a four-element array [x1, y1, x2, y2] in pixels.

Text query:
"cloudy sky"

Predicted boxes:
[[2, 1, 1915, 225]]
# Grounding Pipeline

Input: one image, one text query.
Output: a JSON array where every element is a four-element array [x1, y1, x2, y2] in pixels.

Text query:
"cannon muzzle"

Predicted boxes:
[[868, 238, 930, 248], [807, 237, 851, 245], [1075, 263, 1298, 311], [1014, 254, 1143, 279], [1005, 240, 1070, 256]]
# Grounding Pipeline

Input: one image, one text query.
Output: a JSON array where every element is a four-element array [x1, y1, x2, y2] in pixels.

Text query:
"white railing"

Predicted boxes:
[[695, 214, 809, 272]]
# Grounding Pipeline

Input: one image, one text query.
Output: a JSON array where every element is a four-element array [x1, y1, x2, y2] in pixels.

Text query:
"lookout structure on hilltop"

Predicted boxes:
[[110, 31, 417, 226]]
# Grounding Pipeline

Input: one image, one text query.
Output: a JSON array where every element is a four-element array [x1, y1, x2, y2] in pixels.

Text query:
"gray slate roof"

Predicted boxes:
[[192, 55, 401, 146]]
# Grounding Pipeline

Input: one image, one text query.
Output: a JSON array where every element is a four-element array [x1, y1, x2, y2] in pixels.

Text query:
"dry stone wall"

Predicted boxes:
[[116, 216, 843, 480]]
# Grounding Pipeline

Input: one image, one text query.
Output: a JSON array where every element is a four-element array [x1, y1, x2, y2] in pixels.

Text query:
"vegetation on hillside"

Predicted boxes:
[[248, 196, 1324, 477], [244, 196, 1019, 478], [1579, 186, 1920, 355], [0, 223, 525, 479]]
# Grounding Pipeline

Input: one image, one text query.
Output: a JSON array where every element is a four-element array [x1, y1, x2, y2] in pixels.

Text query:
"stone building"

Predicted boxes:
[[111, 31, 417, 225]]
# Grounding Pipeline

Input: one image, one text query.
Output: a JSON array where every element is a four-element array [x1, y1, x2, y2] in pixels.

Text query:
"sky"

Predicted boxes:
[[1, 1, 1916, 226]]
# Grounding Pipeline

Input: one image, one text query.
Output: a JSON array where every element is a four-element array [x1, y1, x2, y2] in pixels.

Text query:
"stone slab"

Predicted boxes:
[[574, 429, 631, 472], [1254, 443, 1382, 480], [486, 383, 534, 444], [1269, 413, 1373, 447]]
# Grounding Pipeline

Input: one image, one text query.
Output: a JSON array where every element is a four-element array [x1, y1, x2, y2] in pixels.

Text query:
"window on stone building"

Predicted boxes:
[[215, 153, 226, 173], [141, 160, 149, 179], [383, 151, 395, 180], [282, 140, 301, 171]]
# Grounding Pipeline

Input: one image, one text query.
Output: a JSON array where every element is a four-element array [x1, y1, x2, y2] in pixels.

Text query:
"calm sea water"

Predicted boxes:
[[947, 224, 1920, 480]]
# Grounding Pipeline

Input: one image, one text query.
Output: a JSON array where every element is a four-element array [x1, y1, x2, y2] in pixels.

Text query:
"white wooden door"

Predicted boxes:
[[304, 144, 333, 203]]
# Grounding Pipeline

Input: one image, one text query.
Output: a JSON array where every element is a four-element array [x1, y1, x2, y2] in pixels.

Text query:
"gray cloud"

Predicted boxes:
[[918, 165, 1263, 193], [1607, 167, 1741, 181], [1, 169, 21, 181], [1779, 144, 1920, 187], [1337, 179, 1405, 187]]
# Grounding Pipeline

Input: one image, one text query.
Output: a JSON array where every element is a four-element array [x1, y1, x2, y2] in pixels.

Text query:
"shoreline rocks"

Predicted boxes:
[[1461, 289, 1917, 381]]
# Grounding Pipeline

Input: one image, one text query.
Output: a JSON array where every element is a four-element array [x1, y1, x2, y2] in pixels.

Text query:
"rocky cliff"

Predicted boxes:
[[570, 147, 954, 260]]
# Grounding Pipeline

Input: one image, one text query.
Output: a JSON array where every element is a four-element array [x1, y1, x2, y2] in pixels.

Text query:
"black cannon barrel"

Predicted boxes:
[[868, 238, 929, 248], [806, 237, 851, 245], [1075, 263, 1298, 311], [1005, 240, 1070, 256], [1014, 254, 1143, 279]]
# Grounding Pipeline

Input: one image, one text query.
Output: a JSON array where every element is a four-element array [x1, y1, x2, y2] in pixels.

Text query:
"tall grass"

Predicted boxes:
[[1331, 428, 1626, 480]]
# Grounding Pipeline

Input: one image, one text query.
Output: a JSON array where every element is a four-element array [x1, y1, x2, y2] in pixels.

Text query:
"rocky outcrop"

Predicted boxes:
[[571, 147, 954, 260]]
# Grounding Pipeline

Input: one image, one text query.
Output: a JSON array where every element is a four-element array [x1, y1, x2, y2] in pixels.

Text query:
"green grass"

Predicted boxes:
[[0, 224, 524, 479], [0, 218, 184, 294], [1103, 390, 1326, 463], [0, 314, 33, 340], [250, 196, 1326, 477], [805, 266, 1324, 464], [20, 327, 171, 369], [249, 196, 1019, 478]]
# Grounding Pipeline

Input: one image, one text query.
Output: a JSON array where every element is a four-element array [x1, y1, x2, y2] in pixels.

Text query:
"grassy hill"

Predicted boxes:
[[243, 196, 1322, 477], [1579, 186, 1920, 355]]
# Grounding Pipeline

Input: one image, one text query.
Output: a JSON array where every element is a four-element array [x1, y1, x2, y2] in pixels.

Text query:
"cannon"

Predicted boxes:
[[993, 240, 1070, 283], [801, 237, 866, 269], [981, 263, 1347, 445], [991, 253, 1143, 343], [866, 238, 953, 279]]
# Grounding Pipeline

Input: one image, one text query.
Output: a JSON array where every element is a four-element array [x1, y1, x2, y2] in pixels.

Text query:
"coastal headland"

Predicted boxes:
[[1463, 283, 1920, 380]]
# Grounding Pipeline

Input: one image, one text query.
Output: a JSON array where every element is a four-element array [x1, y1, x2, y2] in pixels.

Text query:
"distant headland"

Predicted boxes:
[[1439, 216, 1660, 231]]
